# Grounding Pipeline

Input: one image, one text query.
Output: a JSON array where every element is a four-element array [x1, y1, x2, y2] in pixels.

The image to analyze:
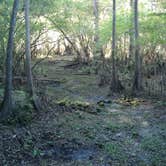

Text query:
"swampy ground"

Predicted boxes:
[[0, 56, 166, 166]]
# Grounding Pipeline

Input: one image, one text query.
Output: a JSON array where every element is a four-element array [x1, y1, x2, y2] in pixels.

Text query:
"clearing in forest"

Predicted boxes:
[[0, 56, 165, 166]]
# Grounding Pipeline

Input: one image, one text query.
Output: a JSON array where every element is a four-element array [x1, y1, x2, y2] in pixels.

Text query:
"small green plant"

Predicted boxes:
[[2, 90, 35, 125], [105, 143, 120, 156], [32, 148, 42, 158], [105, 142, 127, 163], [106, 122, 121, 132], [131, 130, 139, 139]]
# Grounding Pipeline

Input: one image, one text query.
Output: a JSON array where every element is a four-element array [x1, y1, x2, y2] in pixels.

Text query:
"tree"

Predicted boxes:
[[129, 0, 134, 59], [24, 0, 41, 110], [0, 0, 20, 120], [133, 0, 142, 91], [110, 0, 123, 93], [93, 0, 99, 53], [111, 0, 116, 89], [24, 0, 34, 97]]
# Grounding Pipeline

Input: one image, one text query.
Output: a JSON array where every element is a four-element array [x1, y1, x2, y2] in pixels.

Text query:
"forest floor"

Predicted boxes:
[[0, 56, 166, 166]]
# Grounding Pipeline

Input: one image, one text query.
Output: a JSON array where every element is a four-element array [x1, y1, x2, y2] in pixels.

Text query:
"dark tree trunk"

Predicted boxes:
[[110, 0, 123, 93], [133, 0, 142, 92], [111, 0, 116, 86], [0, 0, 19, 120]]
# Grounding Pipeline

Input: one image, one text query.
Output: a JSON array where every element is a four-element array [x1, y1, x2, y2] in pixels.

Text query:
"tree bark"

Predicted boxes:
[[24, 0, 42, 111], [109, 0, 124, 93], [93, 0, 99, 49], [111, 0, 116, 87], [133, 0, 142, 92], [0, 0, 19, 119], [24, 0, 34, 97], [129, 0, 134, 59], [110, 0, 117, 91]]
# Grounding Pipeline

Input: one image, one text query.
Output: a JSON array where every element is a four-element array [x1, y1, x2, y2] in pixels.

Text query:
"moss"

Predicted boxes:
[[116, 97, 142, 106], [97, 101, 105, 107], [57, 99, 91, 111]]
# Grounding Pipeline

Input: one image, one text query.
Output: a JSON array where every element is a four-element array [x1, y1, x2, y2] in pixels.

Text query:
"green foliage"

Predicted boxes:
[[13, 100, 34, 125], [140, 14, 166, 45], [1, 90, 34, 125]]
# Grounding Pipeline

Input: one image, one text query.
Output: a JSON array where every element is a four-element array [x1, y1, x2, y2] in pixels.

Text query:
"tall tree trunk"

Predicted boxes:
[[0, 0, 19, 119], [111, 0, 116, 87], [133, 0, 142, 91], [110, 0, 117, 91], [110, 0, 124, 93], [93, 0, 99, 51], [24, 0, 34, 97], [129, 0, 134, 60], [24, 0, 41, 111]]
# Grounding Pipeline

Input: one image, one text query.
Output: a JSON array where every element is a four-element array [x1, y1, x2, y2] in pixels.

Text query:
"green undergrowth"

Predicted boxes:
[[104, 142, 128, 164], [106, 120, 134, 133], [140, 136, 166, 165], [1, 90, 35, 125], [154, 100, 166, 108]]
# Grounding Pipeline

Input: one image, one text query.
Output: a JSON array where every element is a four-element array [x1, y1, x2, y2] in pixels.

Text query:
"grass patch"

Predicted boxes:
[[141, 137, 166, 166], [106, 120, 134, 133], [141, 137, 164, 151], [105, 142, 128, 164], [154, 100, 166, 108]]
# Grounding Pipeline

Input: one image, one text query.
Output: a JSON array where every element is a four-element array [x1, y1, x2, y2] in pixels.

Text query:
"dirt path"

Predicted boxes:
[[0, 56, 166, 166]]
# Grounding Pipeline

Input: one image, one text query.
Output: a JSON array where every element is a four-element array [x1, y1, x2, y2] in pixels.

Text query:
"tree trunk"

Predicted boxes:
[[0, 0, 19, 120], [93, 0, 99, 51], [129, 0, 134, 60], [24, 0, 41, 111], [24, 0, 34, 97], [133, 0, 142, 92], [111, 0, 116, 87], [109, 0, 124, 93]]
